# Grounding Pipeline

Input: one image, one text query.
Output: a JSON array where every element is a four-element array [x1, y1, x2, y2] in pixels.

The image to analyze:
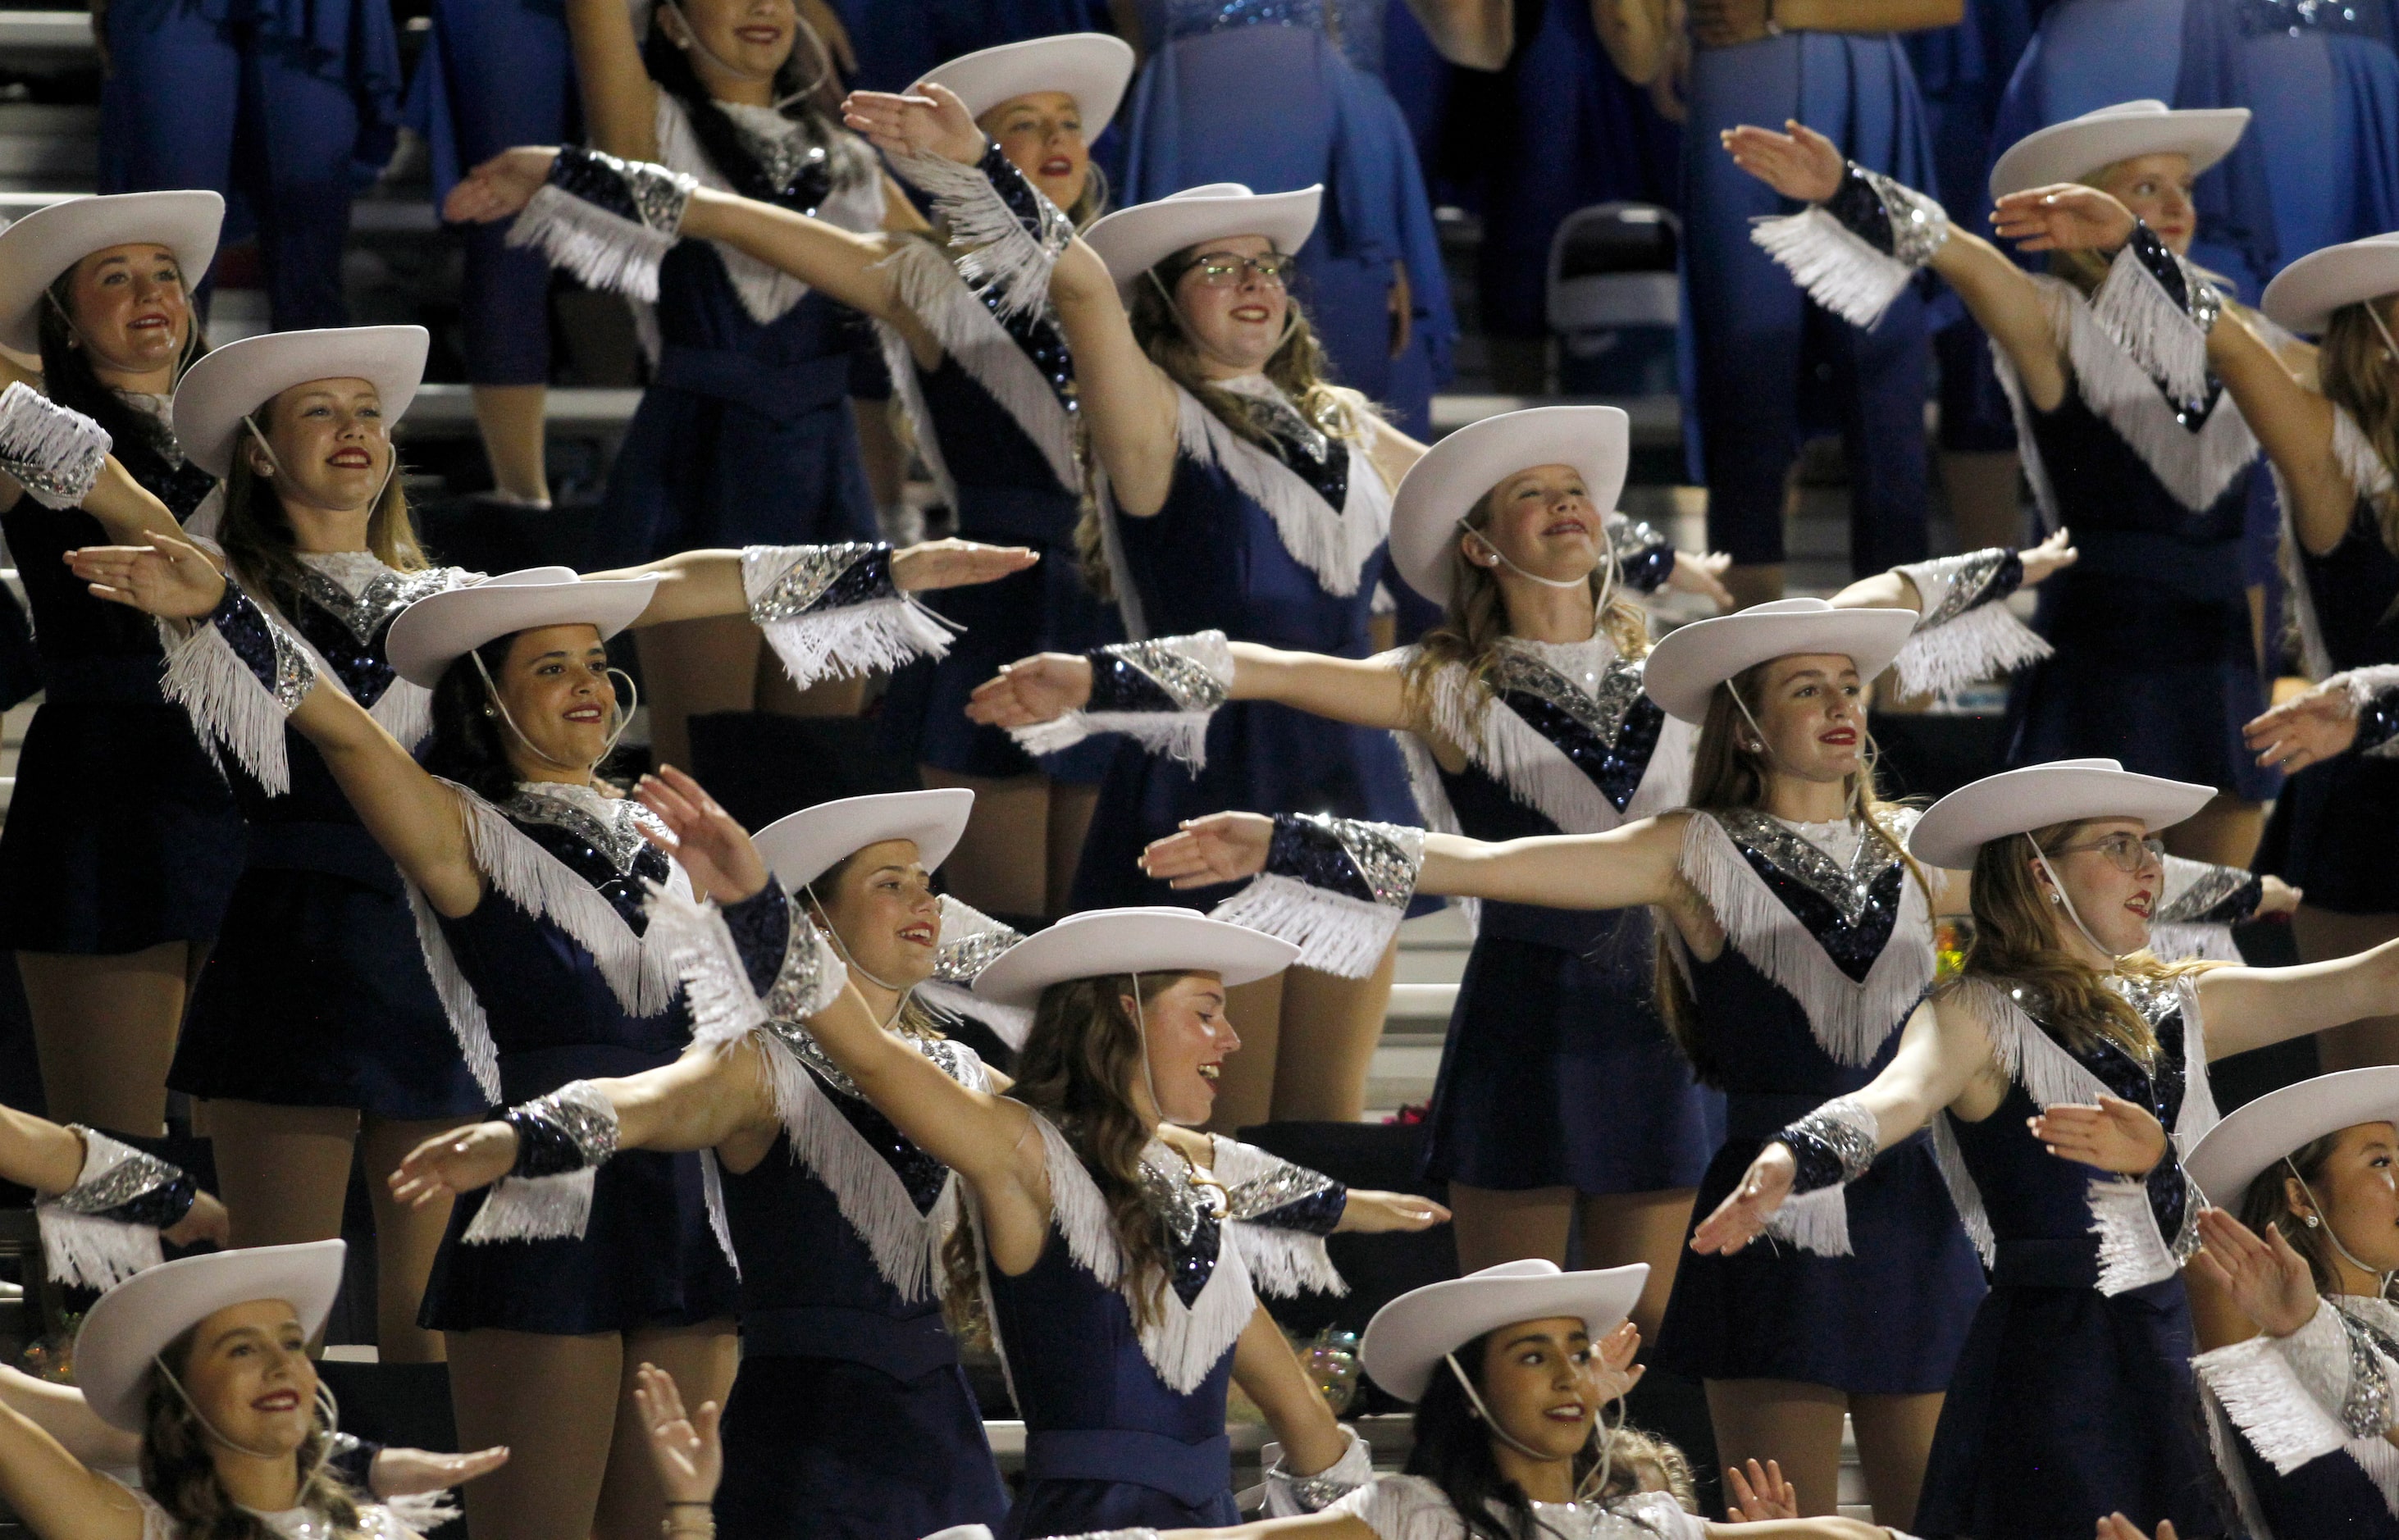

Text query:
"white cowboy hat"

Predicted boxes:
[[1640, 598, 1916, 724], [0, 190, 225, 355], [754, 789, 975, 894], [970, 906, 1298, 1009], [75, 1239, 346, 1433], [1904, 758, 2215, 871], [171, 325, 430, 480], [1084, 184, 1323, 297], [1389, 405, 1631, 607], [2184, 1067, 2399, 1210], [2260, 232, 2399, 335], [920, 33, 1137, 134], [1989, 99, 2251, 200], [386, 568, 655, 689], [1361, 1260, 1649, 1403]]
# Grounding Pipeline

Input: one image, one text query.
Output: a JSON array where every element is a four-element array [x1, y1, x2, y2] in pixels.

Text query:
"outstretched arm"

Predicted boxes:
[[968, 640, 1421, 739], [2198, 937, 2399, 1060], [1831, 526, 2078, 611], [581, 540, 1039, 628], [0, 1398, 146, 1540], [2209, 309, 2353, 555]]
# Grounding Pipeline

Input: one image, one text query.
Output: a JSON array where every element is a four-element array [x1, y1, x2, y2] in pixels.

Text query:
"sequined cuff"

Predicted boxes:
[[1774, 1096, 1880, 1196], [1822, 163, 1950, 268], [44, 1128, 195, 1228], [1261, 1426, 1373, 1515], [1264, 813, 1425, 913], [933, 895, 1022, 986], [1899, 548, 2023, 632], [1007, 631, 1235, 771], [886, 139, 1075, 321], [548, 144, 693, 236], [504, 1082, 620, 1178], [762, 898, 848, 1024], [502, 147, 696, 303], [1607, 513, 1677, 594], [2123, 223, 2194, 317], [1224, 1152, 1347, 1234], [213, 581, 316, 709], [749, 541, 898, 618], [1751, 166, 1944, 329], [2157, 855, 2263, 926], [0, 381, 110, 510], [2333, 666, 2399, 758], [2273, 1299, 2397, 1439], [720, 882, 793, 997], [2091, 224, 2219, 404], [327, 1434, 381, 1495], [742, 542, 959, 687]]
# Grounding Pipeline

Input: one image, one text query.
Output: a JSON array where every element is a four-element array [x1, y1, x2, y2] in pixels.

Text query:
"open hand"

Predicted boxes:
[[891, 538, 1038, 593], [443, 148, 562, 226], [841, 84, 984, 165], [635, 765, 769, 904], [2257, 874, 2302, 918], [1991, 184, 2138, 254], [2191, 1207, 2320, 1338], [2018, 526, 2078, 585], [1334, 1190, 1452, 1234], [634, 1363, 723, 1507], [2098, 1517, 2178, 1540], [1667, 549, 1735, 610], [1138, 812, 1275, 890], [65, 535, 226, 619], [965, 654, 1094, 728], [1689, 1141, 1795, 1255], [1719, 121, 1845, 203], [1589, 1319, 1645, 1404], [2029, 1094, 2167, 1177], [1725, 1459, 1799, 1522], [369, 1444, 511, 1500], [164, 1189, 230, 1251], [389, 1121, 518, 1211], [2245, 681, 2361, 772]]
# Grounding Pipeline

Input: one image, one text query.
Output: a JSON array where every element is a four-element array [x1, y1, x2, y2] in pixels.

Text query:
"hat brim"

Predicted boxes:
[[2186, 1067, 2399, 1210], [1989, 104, 2250, 200], [923, 34, 1138, 137], [1361, 1261, 1649, 1403], [386, 568, 659, 689], [1904, 758, 2216, 870], [171, 326, 431, 480], [75, 1240, 345, 1433], [2261, 233, 2399, 335], [1640, 600, 1917, 723], [970, 906, 1298, 1008], [1086, 185, 1324, 296], [0, 191, 225, 356], [755, 789, 975, 893], [1390, 406, 1631, 607]]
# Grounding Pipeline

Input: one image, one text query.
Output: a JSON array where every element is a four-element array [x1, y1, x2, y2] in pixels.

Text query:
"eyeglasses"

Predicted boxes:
[[1185, 253, 1296, 288], [2043, 832, 2166, 873]]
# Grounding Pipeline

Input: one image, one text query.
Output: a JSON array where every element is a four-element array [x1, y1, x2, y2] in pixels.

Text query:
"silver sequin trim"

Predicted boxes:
[[1908, 547, 2009, 631], [522, 1080, 621, 1168], [2191, 279, 2223, 335], [1787, 1096, 1879, 1185], [295, 558, 467, 644], [1219, 375, 1331, 464], [0, 450, 102, 507], [2337, 1310, 2397, 1438], [624, 155, 699, 232], [1608, 516, 1670, 565], [49, 1130, 180, 1216], [1713, 808, 1909, 927], [1862, 166, 1951, 268], [1101, 633, 1234, 713], [2108, 973, 2185, 1028], [1492, 640, 1649, 749], [2157, 862, 2254, 925], [1138, 1141, 1230, 1247], [747, 543, 883, 622], [767, 1009, 981, 1102], [935, 926, 1019, 985], [1302, 813, 1425, 909], [504, 782, 668, 877], [1222, 1153, 1338, 1222], [262, 608, 317, 712]]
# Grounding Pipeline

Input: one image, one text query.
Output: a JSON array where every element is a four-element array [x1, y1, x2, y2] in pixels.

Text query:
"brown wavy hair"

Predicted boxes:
[[1650, 659, 1928, 1082], [2317, 301, 2399, 556], [140, 1327, 364, 1540], [805, 847, 946, 1042], [217, 390, 428, 617]]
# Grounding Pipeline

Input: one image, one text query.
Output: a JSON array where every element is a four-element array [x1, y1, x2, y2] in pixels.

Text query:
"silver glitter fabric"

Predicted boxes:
[[295, 556, 467, 644], [935, 925, 1020, 985], [2191, 277, 2223, 335], [2109, 973, 2185, 1028], [1786, 1096, 1880, 1185], [747, 543, 884, 622], [48, 1132, 182, 1216], [1493, 640, 1648, 748], [1305, 813, 1426, 909], [2336, 1310, 2397, 1438], [1862, 166, 1951, 268], [1908, 547, 2010, 631], [505, 783, 667, 877], [2157, 862, 2255, 924], [622, 153, 699, 233], [1101, 634, 1234, 713], [1220, 376, 1331, 464], [522, 1080, 621, 1169], [1222, 1154, 1339, 1222], [1714, 808, 1907, 927], [0, 448, 103, 508], [262, 608, 317, 713], [735, 130, 826, 203], [766, 1009, 981, 1102], [762, 898, 838, 1021], [1139, 1141, 1232, 1246]]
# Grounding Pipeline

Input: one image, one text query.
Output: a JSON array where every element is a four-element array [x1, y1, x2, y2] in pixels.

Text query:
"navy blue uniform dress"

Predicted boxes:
[[2196, 1292, 2399, 1540], [0, 462, 244, 956], [170, 558, 486, 1120], [2232, 1420, 2399, 1539]]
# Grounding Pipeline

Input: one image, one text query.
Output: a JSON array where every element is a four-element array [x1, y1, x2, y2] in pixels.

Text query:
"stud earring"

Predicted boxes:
[[2049, 892, 2062, 904], [483, 705, 497, 719], [2306, 1214, 2322, 1229]]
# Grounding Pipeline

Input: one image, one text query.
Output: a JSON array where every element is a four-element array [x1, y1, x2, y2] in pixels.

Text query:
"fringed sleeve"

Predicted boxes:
[[1749, 162, 1949, 330], [1212, 1136, 1348, 1298], [2089, 222, 2220, 407], [919, 895, 1031, 1048], [1261, 1426, 1375, 1516], [0, 382, 109, 509], [1007, 631, 1235, 768], [458, 1081, 622, 1245], [1758, 1096, 1881, 1258], [886, 141, 1074, 324], [2148, 855, 2263, 964], [1209, 813, 1425, 978], [2328, 663, 2399, 759], [159, 576, 318, 795], [642, 883, 845, 1054], [743, 542, 960, 687], [2196, 1303, 2377, 1477], [1606, 512, 1678, 594], [503, 145, 695, 303], [1890, 548, 2050, 699], [34, 1128, 198, 1289]]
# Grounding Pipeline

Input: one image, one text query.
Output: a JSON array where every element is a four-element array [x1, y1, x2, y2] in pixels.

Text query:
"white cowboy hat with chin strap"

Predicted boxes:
[[919, 33, 1137, 132], [0, 190, 225, 356], [1361, 1259, 1650, 1403], [2185, 1067, 2399, 1210], [1904, 757, 2215, 871], [1084, 184, 1323, 298], [171, 325, 430, 480], [1389, 405, 1631, 607], [1989, 98, 2251, 200], [1640, 598, 1916, 724], [385, 568, 654, 689], [754, 789, 975, 894], [970, 906, 1298, 1009], [2260, 232, 2399, 335], [75, 1239, 346, 1433]]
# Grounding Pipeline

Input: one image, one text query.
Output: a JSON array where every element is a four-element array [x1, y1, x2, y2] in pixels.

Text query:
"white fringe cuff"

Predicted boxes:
[[158, 614, 305, 795], [0, 381, 110, 510], [1210, 873, 1405, 979], [1009, 708, 1215, 768], [759, 597, 958, 687], [1228, 1219, 1347, 1300], [1890, 602, 2052, 699], [1261, 1425, 1374, 1516], [1750, 205, 1917, 330], [2198, 1326, 2354, 1475], [890, 148, 1070, 325], [1761, 1183, 1854, 1257], [2087, 1174, 2179, 1296], [505, 183, 677, 303], [36, 1209, 163, 1291], [2091, 239, 2213, 404], [460, 1168, 598, 1244]]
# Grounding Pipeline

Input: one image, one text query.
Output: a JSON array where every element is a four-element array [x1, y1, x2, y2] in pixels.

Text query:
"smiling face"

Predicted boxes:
[[171, 1298, 317, 1460], [1462, 463, 1603, 585], [2093, 152, 2198, 255], [1474, 1315, 1601, 1463], [981, 91, 1090, 213], [1123, 970, 1238, 1126], [489, 623, 618, 776], [2027, 815, 2164, 956], [666, 0, 799, 83], [245, 377, 390, 515], [58, 242, 191, 381], [2288, 1121, 2399, 1279], [1170, 234, 1291, 375], [1738, 653, 1869, 785], [812, 837, 942, 991]]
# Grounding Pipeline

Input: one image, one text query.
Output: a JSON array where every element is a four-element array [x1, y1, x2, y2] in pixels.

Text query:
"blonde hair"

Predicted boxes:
[[219, 394, 428, 612]]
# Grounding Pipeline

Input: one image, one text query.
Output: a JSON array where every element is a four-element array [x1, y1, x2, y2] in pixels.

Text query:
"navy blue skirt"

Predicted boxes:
[[2233, 1419, 2399, 1539], [599, 382, 878, 563], [2255, 754, 2399, 914], [715, 1353, 1008, 1540], [1423, 926, 1722, 1196], [1654, 1128, 1983, 1393], [1003, 1472, 1238, 1540], [1917, 1271, 2229, 1539]]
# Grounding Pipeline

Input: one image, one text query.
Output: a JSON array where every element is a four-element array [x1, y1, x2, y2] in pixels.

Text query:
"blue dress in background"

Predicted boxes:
[[2231, 0, 2399, 280]]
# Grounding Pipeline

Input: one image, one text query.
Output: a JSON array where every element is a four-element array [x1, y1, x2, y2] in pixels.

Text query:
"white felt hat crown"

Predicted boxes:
[[385, 567, 654, 689], [754, 789, 975, 893], [921, 33, 1137, 133], [2260, 231, 2399, 335], [0, 190, 225, 355], [1904, 758, 2215, 870], [75, 1240, 346, 1433], [1389, 405, 1631, 606], [171, 325, 429, 479], [1989, 98, 2250, 199], [1640, 598, 1916, 724], [2184, 1067, 2399, 1210], [1360, 1259, 1649, 1403], [970, 906, 1298, 1009], [1084, 183, 1323, 296]]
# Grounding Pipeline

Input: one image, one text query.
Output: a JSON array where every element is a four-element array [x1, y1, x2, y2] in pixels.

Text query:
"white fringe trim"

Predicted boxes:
[[1417, 655, 1694, 837], [1761, 1184, 1854, 1257], [919, 979, 1032, 1049], [700, 1145, 740, 1279], [2091, 241, 2212, 405], [368, 676, 434, 752], [891, 150, 1063, 326], [2147, 920, 2244, 964], [1209, 872, 1402, 980], [158, 619, 296, 795], [1009, 708, 1214, 769], [504, 183, 675, 303], [1749, 205, 1918, 330], [1676, 813, 1935, 1067], [1175, 386, 1389, 599], [1208, 1137, 1348, 1297], [460, 1168, 598, 1244], [405, 879, 504, 1105], [2087, 1173, 2180, 1296], [1393, 726, 1476, 938], [1891, 602, 2052, 699], [747, 553, 960, 690], [381, 1492, 462, 1537], [2197, 1329, 2352, 1476], [0, 381, 109, 509], [35, 1210, 162, 1291]]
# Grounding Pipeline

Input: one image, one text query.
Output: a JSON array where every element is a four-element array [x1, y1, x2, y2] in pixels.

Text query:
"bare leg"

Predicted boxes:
[[447, 1329, 623, 1540], [1938, 449, 2023, 554], [1046, 781, 1099, 918], [360, 1116, 463, 1364], [2160, 795, 2264, 868], [1579, 1188, 1698, 1346], [1449, 1186, 1575, 1273], [1703, 1379, 1848, 1518], [1268, 946, 1399, 1123], [203, 1101, 359, 1250], [2294, 907, 2399, 1068], [19, 945, 193, 1134], [1848, 1390, 1944, 1530], [1722, 564, 1786, 609], [594, 1321, 739, 1540], [920, 769, 1051, 918], [471, 385, 551, 504], [637, 617, 765, 775], [1208, 971, 1286, 1134]]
